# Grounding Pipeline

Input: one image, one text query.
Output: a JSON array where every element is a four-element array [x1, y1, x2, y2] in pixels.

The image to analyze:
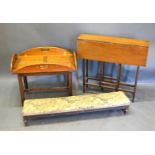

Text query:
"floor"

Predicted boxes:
[[0, 75, 155, 131]]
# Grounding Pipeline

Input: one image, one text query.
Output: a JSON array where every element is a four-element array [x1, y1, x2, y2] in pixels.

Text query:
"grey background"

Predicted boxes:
[[0, 23, 155, 83], [1, 23, 155, 130]]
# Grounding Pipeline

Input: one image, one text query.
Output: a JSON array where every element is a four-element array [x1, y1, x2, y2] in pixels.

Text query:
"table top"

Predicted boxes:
[[77, 34, 150, 66], [78, 34, 150, 47], [11, 47, 77, 74]]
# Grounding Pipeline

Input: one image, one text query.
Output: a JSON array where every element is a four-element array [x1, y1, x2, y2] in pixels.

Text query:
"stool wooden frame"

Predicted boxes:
[[23, 105, 129, 126]]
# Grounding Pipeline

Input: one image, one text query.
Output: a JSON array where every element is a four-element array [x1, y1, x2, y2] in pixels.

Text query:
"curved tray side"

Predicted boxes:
[[11, 48, 77, 73], [10, 53, 17, 72], [20, 46, 73, 56]]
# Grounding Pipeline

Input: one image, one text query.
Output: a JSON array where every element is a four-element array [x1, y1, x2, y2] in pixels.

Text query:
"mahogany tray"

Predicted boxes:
[[11, 46, 77, 74], [10, 47, 77, 104]]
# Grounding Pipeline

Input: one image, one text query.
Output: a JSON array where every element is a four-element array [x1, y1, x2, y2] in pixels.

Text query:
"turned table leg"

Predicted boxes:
[[132, 66, 140, 102], [18, 74, 25, 105], [85, 60, 88, 89], [116, 64, 121, 91], [83, 59, 86, 93], [99, 62, 105, 91], [68, 72, 72, 96]]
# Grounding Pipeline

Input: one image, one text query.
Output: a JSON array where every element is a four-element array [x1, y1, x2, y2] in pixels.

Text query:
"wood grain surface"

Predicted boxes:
[[11, 47, 77, 73], [77, 34, 150, 66]]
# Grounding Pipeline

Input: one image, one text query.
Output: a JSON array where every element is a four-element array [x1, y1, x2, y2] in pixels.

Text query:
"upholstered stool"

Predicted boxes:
[[23, 91, 130, 126]]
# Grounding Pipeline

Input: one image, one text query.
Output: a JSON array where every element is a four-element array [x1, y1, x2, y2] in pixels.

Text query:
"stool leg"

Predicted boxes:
[[23, 117, 28, 126], [122, 107, 129, 114], [68, 72, 72, 96], [132, 66, 140, 102], [18, 75, 25, 106]]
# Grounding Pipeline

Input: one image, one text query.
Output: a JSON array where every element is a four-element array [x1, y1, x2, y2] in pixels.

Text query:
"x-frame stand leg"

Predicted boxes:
[[18, 72, 73, 106], [18, 74, 25, 106]]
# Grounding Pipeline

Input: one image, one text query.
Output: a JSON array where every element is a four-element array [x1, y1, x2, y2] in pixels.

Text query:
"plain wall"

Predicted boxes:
[[0, 23, 155, 84]]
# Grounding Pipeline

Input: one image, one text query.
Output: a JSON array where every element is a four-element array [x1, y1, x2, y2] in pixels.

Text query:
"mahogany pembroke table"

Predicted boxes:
[[11, 47, 77, 105], [77, 34, 150, 102]]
